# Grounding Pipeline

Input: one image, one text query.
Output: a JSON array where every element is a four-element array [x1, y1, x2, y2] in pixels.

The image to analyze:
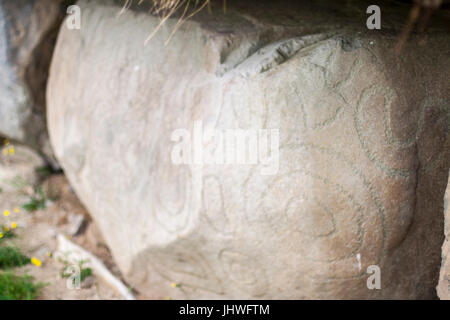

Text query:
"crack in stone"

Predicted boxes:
[[219, 33, 333, 78]]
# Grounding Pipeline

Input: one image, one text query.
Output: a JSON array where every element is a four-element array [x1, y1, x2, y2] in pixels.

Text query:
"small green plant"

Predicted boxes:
[[10, 176, 28, 190], [80, 266, 93, 283], [0, 272, 44, 300], [0, 247, 30, 269], [0, 226, 16, 240], [61, 259, 93, 285], [22, 186, 46, 212]]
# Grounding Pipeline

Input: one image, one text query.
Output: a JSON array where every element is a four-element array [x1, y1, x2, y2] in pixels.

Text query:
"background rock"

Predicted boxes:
[[0, 0, 67, 166], [47, 0, 450, 299]]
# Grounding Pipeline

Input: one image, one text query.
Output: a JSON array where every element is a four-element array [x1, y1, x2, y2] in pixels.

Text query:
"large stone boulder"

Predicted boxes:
[[47, 0, 450, 299], [0, 0, 66, 165]]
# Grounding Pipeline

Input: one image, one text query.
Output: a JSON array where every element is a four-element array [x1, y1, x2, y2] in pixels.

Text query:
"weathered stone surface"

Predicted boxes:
[[47, 0, 450, 299], [438, 173, 450, 299], [0, 0, 65, 164]]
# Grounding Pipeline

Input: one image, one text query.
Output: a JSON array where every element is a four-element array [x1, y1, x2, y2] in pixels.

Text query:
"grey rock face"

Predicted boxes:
[[438, 173, 450, 299], [0, 0, 65, 164], [47, 0, 450, 299]]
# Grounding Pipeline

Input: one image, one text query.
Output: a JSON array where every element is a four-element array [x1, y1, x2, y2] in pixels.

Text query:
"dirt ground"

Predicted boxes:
[[0, 148, 130, 299]]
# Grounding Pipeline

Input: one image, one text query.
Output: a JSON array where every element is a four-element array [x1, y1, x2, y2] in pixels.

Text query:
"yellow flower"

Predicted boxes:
[[0, 233, 3, 239], [46, 252, 52, 257], [4, 227, 9, 232], [31, 257, 42, 267], [171, 283, 181, 288], [14, 207, 19, 213], [1, 148, 7, 156], [8, 146, 14, 155], [11, 222, 17, 229], [3, 210, 10, 217]]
